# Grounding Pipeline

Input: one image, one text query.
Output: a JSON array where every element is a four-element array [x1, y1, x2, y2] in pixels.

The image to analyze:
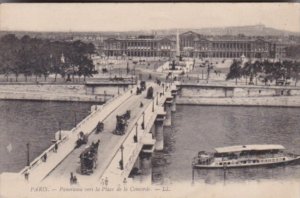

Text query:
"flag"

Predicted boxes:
[[6, 143, 12, 153]]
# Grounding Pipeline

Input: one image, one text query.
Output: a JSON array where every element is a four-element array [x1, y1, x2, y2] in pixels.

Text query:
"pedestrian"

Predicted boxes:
[[105, 177, 109, 186], [24, 170, 29, 181], [42, 153, 47, 162], [54, 143, 58, 153], [95, 139, 100, 150], [123, 178, 127, 186], [73, 176, 78, 184], [70, 172, 74, 185]]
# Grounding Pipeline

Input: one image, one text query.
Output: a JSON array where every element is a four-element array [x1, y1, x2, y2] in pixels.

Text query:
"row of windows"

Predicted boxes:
[[219, 158, 286, 166]]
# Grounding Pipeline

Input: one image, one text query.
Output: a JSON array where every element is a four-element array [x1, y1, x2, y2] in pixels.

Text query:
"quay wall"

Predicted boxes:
[[176, 96, 300, 107], [0, 84, 129, 102], [180, 84, 300, 98], [178, 84, 300, 107]]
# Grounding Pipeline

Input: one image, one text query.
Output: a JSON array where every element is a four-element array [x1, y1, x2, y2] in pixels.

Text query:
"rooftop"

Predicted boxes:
[[215, 144, 285, 153]]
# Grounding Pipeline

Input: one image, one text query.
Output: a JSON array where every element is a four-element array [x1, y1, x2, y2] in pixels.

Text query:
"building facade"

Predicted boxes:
[[103, 31, 288, 59], [103, 35, 176, 58]]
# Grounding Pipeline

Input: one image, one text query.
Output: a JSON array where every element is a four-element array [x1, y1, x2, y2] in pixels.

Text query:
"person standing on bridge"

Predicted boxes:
[[54, 143, 58, 153], [24, 170, 29, 181], [105, 177, 109, 186]]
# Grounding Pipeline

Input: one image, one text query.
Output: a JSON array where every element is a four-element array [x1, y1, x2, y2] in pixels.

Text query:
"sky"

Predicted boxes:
[[0, 3, 300, 32]]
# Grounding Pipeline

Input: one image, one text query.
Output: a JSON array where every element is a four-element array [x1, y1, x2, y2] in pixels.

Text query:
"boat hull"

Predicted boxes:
[[193, 156, 300, 169]]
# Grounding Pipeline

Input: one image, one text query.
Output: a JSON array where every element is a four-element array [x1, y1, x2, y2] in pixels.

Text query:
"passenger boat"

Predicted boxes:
[[192, 144, 300, 169]]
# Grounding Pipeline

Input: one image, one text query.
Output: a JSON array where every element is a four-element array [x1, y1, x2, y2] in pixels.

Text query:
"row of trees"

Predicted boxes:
[[226, 59, 300, 86], [0, 34, 96, 82]]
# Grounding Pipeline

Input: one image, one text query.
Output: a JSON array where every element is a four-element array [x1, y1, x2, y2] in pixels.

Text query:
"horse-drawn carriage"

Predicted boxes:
[[146, 86, 153, 99], [75, 132, 88, 149], [79, 140, 100, 175], [140, 81, 146, 91], [114, 110, 131, 135], [96, 122, 104, 134]]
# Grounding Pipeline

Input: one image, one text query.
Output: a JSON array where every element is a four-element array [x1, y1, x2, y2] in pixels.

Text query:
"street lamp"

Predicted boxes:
[[142, 112, 145, 130], [74, 112, 77, 127], [120, 145, 124, 170], [26, 143, 30, 166], [58, 121, 62, 141], [152, 99, 155, 112], [134, 123, 138, 143], [156, 92, 159, 105]]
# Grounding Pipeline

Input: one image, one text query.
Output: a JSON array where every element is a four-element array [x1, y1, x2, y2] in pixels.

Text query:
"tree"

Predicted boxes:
[[49, 41, 65, 82], [19, 35, 35, 82], [64, 41, 95, 82], [78, 57, 94, 81], [0, 34, 21, 82], [291, 61, 300, 86], [252, 60, 263, 85], [241, 61, 251, 85], [226, 59, 242, 85]]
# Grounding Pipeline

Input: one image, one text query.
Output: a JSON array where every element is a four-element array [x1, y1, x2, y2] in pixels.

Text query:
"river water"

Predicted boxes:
[[0, 100, 95, 173], [1, 101, 300, 184], [152, 105, 300, 184]]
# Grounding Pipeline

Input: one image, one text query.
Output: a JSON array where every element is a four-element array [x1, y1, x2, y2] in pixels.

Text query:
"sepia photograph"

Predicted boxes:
[[0, 3, 300, 198]]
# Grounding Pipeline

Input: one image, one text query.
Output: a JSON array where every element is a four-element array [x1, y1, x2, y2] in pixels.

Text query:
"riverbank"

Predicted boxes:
[[0, 84, 126, 102], [177, 95, 300, 107]]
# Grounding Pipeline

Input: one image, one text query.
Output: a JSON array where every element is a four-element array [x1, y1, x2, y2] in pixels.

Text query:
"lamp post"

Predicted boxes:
[[58, 121, 62, 141], [142, 112, 145, 130], [156, 92, 159, 105], [135, 123, 138, 143], [152, 99, 155, 112], [192, 167, 195, 185], [74, 112, 77, 127], [26, 143, 30, 166], [120, 145, 124, 170]]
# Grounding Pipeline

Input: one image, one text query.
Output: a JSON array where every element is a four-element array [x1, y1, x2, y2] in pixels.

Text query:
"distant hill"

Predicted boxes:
[[154, 25, 300, 36], [1, 24, 299, 39]]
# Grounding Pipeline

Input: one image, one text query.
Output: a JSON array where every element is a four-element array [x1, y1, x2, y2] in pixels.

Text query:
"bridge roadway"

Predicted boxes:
[[44, 82, 162, 185]]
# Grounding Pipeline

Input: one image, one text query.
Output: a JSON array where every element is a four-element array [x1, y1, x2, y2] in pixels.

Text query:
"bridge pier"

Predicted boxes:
[[164, 101, 172, 126], [140, 152, 152, 183], [171, 86, 178, 112], [154, 118, 164, 151], [133, 155, 140, 170], [171, 94, 176, 112]]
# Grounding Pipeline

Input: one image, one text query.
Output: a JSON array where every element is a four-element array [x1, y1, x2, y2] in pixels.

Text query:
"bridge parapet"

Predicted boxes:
[[15, 85, 137, 183], [101, 85, 169, 181]]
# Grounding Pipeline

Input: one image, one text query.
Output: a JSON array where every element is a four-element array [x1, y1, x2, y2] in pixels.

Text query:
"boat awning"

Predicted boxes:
[[215, 144, 285, 153]]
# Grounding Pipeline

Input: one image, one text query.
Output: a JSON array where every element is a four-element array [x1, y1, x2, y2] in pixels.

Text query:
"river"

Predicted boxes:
[[1, 101, 300, 184], [0, 100, 95, 173], [152, 105, 300, 184]]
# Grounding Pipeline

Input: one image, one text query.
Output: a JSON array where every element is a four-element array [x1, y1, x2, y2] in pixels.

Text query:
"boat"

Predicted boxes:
[[192, 144, 300, 169]]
